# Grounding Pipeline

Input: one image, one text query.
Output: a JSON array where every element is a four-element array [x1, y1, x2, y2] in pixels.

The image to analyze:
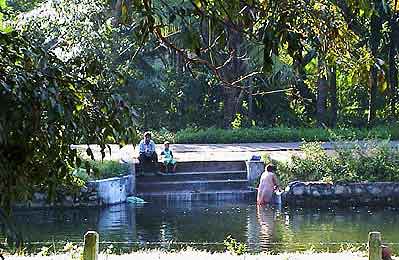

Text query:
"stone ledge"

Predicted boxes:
[[15, 162, 136, 209], [283, 181, 399, 207]]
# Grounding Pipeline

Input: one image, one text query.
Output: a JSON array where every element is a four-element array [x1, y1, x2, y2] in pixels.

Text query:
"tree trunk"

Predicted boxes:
[[317, 77, 329, 127], [388, 42, 397, 120], [329, 66, 337, 127], [389, 15, 399, 120], [293, 50, 317, 118], [113, 0, 122, 23], [222, 86, 240, 128], [248, 84, 253, 123], [368, 66, 378, 126], [368, 0, 383, 127], [220, 22, 248, 128], [176, 51, 184, 74]]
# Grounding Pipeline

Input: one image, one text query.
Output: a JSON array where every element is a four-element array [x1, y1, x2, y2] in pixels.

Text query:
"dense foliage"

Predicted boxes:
[[150, 126, 399, 144], [110, 0, 399, 129], [0, 0, 398, 209], [9, 0, 398, 133], [263, 141, 399, 187], [0, 0, 138, 213], [73, 160, 129, 182], [3, 0, 399, 251]]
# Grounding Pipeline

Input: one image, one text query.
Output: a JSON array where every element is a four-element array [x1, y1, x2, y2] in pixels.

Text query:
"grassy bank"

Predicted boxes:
[[5, 249, 368, 260], [151, 126, 399, 144]]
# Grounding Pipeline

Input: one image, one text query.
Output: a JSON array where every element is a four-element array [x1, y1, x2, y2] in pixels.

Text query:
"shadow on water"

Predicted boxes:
[[3, 202, 399, 254]]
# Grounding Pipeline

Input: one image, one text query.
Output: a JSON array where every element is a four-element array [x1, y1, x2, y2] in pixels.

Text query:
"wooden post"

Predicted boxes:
[[368, 231, 382, 260], [83, 231, 99, 260]]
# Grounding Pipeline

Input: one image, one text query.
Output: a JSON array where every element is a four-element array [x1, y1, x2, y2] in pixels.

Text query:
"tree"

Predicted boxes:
[[0, 1, 139, 244]]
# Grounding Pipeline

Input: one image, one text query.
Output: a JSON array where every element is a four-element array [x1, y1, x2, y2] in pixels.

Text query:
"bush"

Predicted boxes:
[[73, 160, 129, 181], [150, 126, 398, 144], [274, 140, 399, 187]]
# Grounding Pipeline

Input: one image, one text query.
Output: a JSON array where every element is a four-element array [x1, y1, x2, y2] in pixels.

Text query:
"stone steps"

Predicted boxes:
[[137, 179, 250, 193], [137, 170, 247, 182], [135, 160, 256, 202], [136, 189, 256, 202]]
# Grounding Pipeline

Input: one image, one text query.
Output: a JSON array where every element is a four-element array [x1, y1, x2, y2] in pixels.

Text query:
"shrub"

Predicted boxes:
[[275, 140, 399, 187], [223, 235, 248, 255], [150, 126, 398, 144], [73, 160, 129, 182]]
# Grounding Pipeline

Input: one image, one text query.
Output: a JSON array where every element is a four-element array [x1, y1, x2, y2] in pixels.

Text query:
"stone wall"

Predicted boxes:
[[283, 181, 399, 207], [18, 162, 135, 208]]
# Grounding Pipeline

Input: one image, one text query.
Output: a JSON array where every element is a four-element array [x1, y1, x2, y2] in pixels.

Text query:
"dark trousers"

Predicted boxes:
[[138, 152, 158, 172]]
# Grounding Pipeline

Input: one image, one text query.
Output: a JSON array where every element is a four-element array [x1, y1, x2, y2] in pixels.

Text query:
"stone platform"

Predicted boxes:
[[136, 160, 256, 203]]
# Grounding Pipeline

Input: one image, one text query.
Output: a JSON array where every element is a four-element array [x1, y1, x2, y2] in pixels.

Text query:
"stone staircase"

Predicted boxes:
[[136, 161, 256, 202]]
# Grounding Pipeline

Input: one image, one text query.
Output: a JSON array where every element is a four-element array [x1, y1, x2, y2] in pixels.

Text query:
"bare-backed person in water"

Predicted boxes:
[[257, 164, 280, 206]]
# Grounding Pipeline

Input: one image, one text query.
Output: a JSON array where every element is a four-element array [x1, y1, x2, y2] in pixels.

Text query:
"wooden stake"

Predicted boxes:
[[83, 231, 99, 260], [368, 231, 382, 260]]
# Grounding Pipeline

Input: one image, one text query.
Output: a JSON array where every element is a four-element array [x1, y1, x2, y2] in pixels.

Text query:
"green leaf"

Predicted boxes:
[[379, 81, 388, 93], [193, 0, 202, 8], [76, 104, 84, 111], [121, 0, 129, 24], [0, 0, 6, 9]]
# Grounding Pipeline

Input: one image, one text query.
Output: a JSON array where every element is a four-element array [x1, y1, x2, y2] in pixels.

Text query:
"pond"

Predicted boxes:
[[6, 202, 399, 253]]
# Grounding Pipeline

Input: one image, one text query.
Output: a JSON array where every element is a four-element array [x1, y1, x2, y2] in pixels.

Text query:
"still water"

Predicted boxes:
[[7, 202, 399, 253]]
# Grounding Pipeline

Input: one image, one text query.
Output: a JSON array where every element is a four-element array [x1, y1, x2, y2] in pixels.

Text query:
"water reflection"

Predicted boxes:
[[4, 203, 399, 253], [257, 206, 276, 250]]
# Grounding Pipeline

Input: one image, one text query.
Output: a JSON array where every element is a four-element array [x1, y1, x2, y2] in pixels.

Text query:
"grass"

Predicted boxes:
[[151, 126, 399, 144], [4, 248, 368, 260]]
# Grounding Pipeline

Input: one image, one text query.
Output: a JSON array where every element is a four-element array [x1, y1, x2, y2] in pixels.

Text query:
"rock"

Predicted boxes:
[[65, 196, 73, 203], [33, 192, 46, 201], [354, 186, 364, 195], [382, 245, 392, 260], [88, 195, 98, 201], [80, 186, 89, 193], [334, 185, 345, 195], [369, 186, 382, 196], [312, 190, 320, 197], [292, 186, 304, 196]]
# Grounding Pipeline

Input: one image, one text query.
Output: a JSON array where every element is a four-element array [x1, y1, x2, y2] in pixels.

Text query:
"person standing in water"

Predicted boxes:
[[257, 164, 280, 206]]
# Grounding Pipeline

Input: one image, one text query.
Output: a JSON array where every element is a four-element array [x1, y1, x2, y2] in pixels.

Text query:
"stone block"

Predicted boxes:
[[354, 186, 365, 195], [245, 160, 264, 186], [368, 186, 382, 196], [33, 192, 46, 201], [88, 195, 98, 201], [65, 196, 73, 203], [334, 185, 345, 195], [292, 185, 305, 196], [80, 186, 89, 193], [312, 189, 320, 197]]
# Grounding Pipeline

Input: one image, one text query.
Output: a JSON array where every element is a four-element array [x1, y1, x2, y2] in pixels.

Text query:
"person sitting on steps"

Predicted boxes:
[[138, 131, 158, 172], [160, 141, 177, 173]]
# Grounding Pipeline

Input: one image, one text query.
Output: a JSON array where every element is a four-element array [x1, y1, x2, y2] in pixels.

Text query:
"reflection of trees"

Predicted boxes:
[[135, 202, 249, 247]]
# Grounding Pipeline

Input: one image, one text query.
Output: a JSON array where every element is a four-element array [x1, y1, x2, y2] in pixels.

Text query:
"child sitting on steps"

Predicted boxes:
[[160, 141, 177, 173]]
